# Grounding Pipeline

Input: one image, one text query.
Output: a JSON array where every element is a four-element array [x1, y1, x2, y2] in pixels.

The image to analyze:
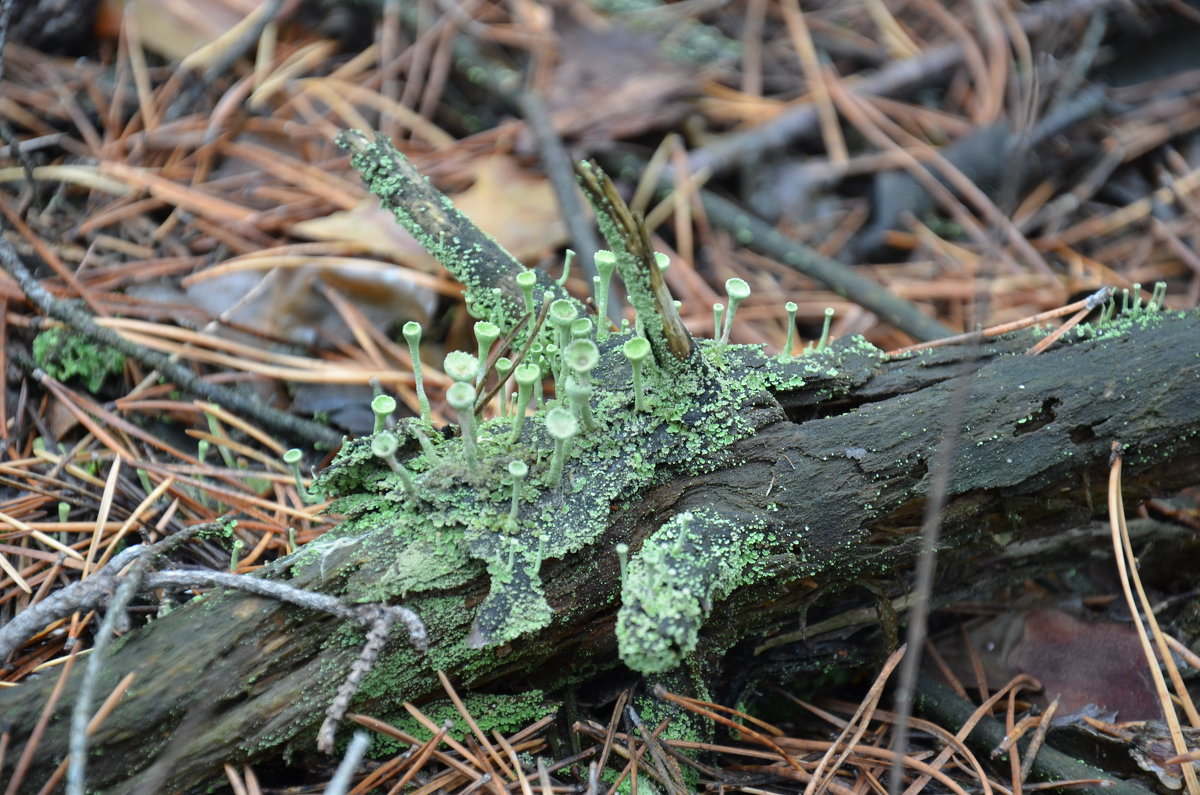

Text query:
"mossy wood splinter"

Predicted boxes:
[[1, 131, 1198, 791]]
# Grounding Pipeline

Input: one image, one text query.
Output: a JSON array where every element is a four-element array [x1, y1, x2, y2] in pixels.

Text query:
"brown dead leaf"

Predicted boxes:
[[955, 608, 1162, 721], [452, 156, 568, 261], [292, 199, 438, 270], [294, 156, 567, 266]]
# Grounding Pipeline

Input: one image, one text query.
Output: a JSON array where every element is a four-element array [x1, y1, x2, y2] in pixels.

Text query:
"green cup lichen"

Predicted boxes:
[[443, 351, 479, 385], [401, 322, 431, 424], [370, 394, 396, 434], [622, 336, 651, 412], [473, 321, 501, 383], [783, 301, 798, 358], [283, 448, 317, 504], [507, 460, 528, 520], [371, 433, 418, 500], [510, 363, 541, 442], [544, 407, 578, 487], [718, 277, 750, 349], [516, 270, 537, 316]]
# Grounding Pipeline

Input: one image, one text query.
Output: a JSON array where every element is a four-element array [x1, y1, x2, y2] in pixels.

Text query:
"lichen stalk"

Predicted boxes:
[[473, 321, 501, 385], [507, 460, 528, 520], [719, 278, 750, 349], [556, 249, 575, 287], [623, 336, 651, 412], [402, 322, 431, 424], [510, 363, 540, 442], [517, 270, 537, 317], [544, 407, 577, 487], [446, 382, 480, 470], [593, 250, 617, 341], [371, 434, 418, 500], [494, 357, 513, 416], [566, 381, 595, 433], [816, 307, 835, 351], [283, 448, 317, 504], [783, 302, 798, 358], [548, 299, 578, 387]]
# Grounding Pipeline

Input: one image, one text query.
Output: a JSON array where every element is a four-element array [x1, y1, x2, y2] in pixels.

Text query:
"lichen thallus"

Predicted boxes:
[[285, 213, 832, 510], [294, 132, 853, 674]]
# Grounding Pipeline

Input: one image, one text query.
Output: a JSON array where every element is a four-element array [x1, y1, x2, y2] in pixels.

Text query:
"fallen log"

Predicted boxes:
[[1, 137, 1197, 792]]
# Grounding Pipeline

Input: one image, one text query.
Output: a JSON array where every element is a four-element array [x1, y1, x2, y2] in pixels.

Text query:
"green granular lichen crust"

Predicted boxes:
[[617, 508, 771, 674], [298, 331, 881, 668], [313, 140, 885, 673], [386, 690, 555, 744]]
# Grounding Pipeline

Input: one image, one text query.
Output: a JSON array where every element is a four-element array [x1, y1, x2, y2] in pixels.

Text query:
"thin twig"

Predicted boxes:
[[887, 305, 985, 795], [518, 91, 601, 291], [0, 236, 344, 449]]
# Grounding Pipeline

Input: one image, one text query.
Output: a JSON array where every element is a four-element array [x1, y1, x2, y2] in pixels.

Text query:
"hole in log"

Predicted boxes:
[[1013, 397, 1060, 436]]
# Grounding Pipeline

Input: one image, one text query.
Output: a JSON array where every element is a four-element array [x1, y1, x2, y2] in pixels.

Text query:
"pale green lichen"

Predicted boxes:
[[301, 145, 887, 673], [300, 328, 880, 662], [618, 508, 772, 673], [386, 690, 555, 745]]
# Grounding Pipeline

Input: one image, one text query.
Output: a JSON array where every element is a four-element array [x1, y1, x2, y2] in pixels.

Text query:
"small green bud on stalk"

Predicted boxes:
[[719, 278, 751, 349], [283, 448, 317, 504], [508, 460, 528, 520], [473, 321, 501, 384], [510, 363, 540, 443], [516, 270, 537, 316], [622, 337, 651, 412], [783, 301, 798, 358]]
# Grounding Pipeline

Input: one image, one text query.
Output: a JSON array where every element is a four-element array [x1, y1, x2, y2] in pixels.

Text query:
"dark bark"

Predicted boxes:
[[0, 306, 1197, 792]]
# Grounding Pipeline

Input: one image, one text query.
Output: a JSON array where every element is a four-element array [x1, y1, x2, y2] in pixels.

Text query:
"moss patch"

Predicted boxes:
[[33, 327, 124, 392]]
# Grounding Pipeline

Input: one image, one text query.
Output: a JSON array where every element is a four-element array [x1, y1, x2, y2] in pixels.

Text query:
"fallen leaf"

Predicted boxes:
[[295, 155, 568, 265]]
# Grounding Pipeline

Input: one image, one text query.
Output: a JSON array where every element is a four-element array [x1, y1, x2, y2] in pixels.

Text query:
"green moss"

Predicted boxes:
[[32, 327, 124, 392]]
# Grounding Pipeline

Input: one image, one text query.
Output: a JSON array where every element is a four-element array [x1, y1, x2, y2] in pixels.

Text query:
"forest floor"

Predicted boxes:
[[1, 0, 1200, 792]]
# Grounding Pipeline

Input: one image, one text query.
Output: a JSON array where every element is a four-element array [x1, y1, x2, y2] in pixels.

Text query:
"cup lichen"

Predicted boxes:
[[401, 321, 431, 423], [310, 138, 888, 669]]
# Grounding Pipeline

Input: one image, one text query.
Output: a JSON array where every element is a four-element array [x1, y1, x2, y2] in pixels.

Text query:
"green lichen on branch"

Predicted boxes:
[[304, 142, 884, 673], [335, 130, 581, 344], [617, 508, 773, 673]]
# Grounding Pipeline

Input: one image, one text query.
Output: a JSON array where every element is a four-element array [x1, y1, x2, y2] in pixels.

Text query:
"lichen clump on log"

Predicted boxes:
[[310, 132, 881, 673]]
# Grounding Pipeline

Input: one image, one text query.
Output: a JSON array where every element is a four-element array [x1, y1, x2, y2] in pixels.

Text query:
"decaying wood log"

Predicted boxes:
[[0, 138, 1197, 792]]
